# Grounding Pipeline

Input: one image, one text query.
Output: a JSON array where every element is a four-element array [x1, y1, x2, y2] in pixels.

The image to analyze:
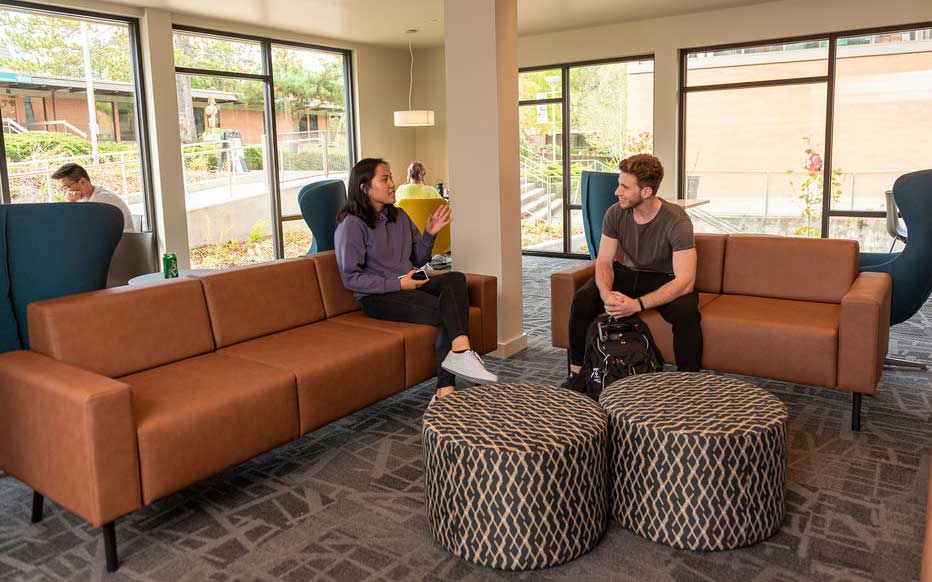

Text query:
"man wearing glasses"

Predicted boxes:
[[52, 163, 134, 232]]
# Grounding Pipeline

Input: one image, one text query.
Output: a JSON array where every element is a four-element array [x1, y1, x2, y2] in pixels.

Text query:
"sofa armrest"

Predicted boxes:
[[551, 262, 595, 348], [466, 273, 498, 355], [0, 351, 141, 527], [837, 272, 892, 394]]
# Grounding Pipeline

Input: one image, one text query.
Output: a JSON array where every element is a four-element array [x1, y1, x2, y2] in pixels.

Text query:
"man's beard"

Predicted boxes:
[[619, 195, 644, 209]]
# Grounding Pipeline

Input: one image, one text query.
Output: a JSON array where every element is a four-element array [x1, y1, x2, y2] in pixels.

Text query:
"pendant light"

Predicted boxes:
[[394, 31, 435, 127]]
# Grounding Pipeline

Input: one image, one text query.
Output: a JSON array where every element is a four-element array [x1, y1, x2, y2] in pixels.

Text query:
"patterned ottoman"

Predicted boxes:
[[601, 372, 788, 551], [422, 383, 608, 570]]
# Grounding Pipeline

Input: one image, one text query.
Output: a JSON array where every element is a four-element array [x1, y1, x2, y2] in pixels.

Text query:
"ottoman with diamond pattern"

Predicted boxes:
[[422, 383, 608, 570], [601, 372, 788, 551]]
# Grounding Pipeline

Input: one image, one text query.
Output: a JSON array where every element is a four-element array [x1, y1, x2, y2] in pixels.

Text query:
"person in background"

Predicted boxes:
[[334, 158, 497, 403], [395, 160, 443, 201], [52, 163, 134, 232]]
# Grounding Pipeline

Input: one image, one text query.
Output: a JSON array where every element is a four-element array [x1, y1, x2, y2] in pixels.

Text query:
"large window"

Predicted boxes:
[[0, 4, 151, 230], [173, 28, 353, 269], [680, 26, 932, 251], [520, 57, 654, 257]]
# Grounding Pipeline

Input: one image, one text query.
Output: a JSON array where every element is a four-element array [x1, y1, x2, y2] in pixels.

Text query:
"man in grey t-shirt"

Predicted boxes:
[[562, 154, 702, 390]]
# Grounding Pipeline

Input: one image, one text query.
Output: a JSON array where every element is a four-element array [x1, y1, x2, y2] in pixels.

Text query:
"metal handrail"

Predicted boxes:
[[25, 120, 88, 138], [2, 117, 27, 134]]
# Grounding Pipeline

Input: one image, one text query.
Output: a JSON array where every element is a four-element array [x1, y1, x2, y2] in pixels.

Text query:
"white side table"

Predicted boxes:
[[128, 268, 217, 285]]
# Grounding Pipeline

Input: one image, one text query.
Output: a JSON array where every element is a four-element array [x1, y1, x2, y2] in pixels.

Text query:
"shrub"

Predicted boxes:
[[245, 146, 263, 170], [4, 132, 136, 163]]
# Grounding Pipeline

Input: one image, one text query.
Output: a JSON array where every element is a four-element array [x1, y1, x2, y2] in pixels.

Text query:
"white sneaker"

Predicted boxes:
[[441, 350, 498, 384], [428, 394, 437, 408]]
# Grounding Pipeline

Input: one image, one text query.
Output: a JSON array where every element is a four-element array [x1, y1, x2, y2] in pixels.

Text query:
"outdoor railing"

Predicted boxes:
[[5, 130, 349, 203], [25, 120, 88, 138]]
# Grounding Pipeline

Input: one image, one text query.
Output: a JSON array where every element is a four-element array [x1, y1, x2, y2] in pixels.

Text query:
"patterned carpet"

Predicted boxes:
[[1, 255, 930, 581]]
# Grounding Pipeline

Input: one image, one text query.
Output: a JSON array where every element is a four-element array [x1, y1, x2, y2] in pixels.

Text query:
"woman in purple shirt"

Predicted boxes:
[[334, 158, 497, 402]]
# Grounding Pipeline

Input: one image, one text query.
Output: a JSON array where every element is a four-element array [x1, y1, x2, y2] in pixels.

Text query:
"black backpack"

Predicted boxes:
[[579, 314, 664, 400]]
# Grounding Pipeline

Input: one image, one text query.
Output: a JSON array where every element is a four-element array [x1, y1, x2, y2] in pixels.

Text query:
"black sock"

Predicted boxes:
[[452, 348, 468, 353]]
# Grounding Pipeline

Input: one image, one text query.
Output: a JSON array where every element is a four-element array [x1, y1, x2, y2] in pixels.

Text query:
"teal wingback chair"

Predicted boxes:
[[581, 170, 619, 259], [0, 202, 123, 352], [859, 169, 932, 369], [298, 179, 347, 254]]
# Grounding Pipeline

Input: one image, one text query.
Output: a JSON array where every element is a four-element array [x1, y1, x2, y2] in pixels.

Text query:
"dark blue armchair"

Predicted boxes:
[[859, 169, 932, 369], [0, 202, 123, 352], [580, 170, 619, 259], [298, 179, 347, 254]]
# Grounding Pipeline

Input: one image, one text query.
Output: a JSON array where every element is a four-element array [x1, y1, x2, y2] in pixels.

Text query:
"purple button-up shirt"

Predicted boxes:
[[334, 209, 436, 299]]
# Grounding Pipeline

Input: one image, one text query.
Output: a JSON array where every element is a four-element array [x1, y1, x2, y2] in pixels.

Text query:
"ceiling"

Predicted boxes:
[[104, 0, 781, 48]]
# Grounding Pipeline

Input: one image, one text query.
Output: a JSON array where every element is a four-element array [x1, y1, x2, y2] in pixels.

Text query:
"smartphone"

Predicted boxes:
[[412, 270, 429, 281]]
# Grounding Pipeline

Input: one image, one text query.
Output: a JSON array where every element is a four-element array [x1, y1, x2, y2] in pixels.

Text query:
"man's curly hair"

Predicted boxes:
[[618, 154, 664, 195]]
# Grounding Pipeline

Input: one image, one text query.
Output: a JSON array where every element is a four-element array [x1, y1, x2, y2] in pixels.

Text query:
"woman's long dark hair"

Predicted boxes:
[[337, 158, 397, 229]]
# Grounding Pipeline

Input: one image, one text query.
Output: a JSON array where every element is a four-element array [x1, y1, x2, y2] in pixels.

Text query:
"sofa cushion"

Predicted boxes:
[[310, 251, 361, 318], [28, 279, 215, 378], [331, 306, 485, 387], [220, 320, 405, 435], [200, 258, 326, 348], [723, 235, 858, 303], [122, 353, 298, 504], [0, 208, 22, 352], [331, 312, 437, 386], [639, 293, 720, 363], [700, 295, 840, 388], [694, 234, 727, 294]]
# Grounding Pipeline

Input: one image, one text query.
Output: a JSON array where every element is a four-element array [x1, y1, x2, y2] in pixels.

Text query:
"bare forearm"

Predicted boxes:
[[595, 261, 615, 300], [641, 278, 693, 310]]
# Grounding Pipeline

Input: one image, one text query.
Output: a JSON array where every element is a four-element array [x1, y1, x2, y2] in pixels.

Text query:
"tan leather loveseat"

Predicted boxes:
[[551, 234, 891, 431], [0, 251, 497, 572]]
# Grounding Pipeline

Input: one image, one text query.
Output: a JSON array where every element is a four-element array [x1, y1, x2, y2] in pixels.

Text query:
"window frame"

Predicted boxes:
[[677, 22, 932, 237], [171, 24, 356, 260], [519, 54, 654, 259], [0, 0, 156, 230]]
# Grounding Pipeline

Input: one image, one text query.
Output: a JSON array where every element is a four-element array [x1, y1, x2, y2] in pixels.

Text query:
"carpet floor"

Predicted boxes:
[[1, 255, 930, 581]]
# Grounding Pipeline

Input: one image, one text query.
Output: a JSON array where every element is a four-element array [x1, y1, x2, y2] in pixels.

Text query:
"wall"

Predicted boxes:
[[413, 47, 448, 186], [518, 0, 932, 196]]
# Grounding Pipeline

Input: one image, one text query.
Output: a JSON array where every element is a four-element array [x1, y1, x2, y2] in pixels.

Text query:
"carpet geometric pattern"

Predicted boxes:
[[423, 384, 608, 570], [603, 373, 788, 551], [0, 255, 930, 581]]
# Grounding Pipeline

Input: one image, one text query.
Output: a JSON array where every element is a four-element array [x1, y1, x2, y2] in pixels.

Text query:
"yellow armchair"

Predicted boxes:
[[395, 198, 451, 255]]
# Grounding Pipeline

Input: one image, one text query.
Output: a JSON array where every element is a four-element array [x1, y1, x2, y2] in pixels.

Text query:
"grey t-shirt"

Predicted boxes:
[[601, 199, 695, 274]]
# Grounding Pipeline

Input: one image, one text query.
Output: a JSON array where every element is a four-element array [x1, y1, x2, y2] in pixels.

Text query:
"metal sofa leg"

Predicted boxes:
[[103, 522, 119, 573], [885, 357, 928, 371], [851, 393, 862, 432], [31, 491, 43, 524]]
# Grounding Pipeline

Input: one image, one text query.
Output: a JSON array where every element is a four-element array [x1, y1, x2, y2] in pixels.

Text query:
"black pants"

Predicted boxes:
[[569, 263, 703, 371], [359, 271, 469, 389]]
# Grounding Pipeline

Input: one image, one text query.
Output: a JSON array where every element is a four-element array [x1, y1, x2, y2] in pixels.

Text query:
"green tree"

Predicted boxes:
[[570, 63, 652, 164], [0, 11, 131, 82]]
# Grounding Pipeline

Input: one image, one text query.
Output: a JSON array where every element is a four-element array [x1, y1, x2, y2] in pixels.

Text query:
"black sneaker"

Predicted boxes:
[[560, 371, 588, 393]]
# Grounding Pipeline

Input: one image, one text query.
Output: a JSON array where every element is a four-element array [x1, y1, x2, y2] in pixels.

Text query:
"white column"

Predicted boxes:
[[444, 0, 526, 357], [653, 48, 680, 198], [139, 10, 191, 267]]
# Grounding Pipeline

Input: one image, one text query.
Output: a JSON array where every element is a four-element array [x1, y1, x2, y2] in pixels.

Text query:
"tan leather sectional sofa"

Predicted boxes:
[[551, 234, 891, 431], [0, 251, 497, 572]]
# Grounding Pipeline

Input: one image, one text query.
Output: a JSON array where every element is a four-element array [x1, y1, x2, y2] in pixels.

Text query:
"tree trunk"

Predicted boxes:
[[176, 76, 197, 143], [174, 34, 197, 143]]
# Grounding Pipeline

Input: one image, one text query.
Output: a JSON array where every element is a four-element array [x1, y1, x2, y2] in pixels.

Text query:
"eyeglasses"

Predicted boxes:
[[59, 180, 81, 192]]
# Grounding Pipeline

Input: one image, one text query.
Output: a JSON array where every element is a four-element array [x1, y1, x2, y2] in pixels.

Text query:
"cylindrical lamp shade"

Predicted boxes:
[[394, 110, 435, 127]]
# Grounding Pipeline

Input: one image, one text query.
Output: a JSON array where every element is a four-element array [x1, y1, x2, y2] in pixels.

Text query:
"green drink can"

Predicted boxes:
[[162, 253, 179, 279]]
